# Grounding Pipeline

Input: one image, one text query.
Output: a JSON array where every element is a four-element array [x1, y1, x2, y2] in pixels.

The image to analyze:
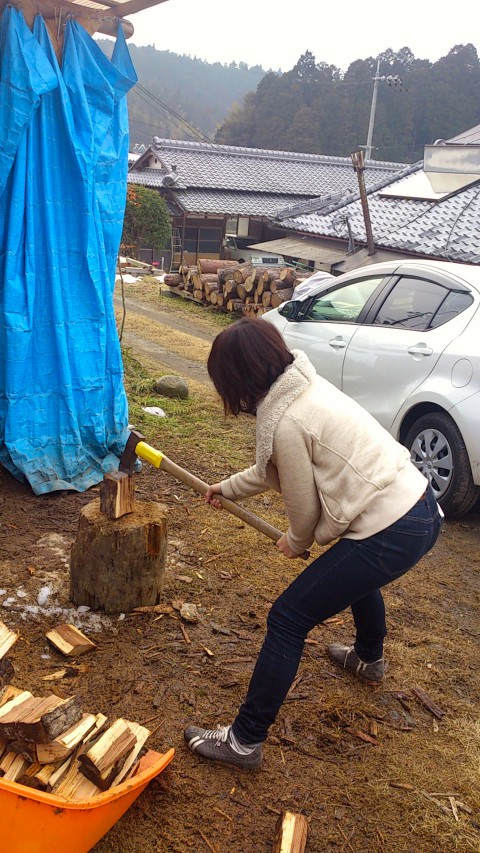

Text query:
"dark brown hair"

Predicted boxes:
[[207, 317, 294, 415]]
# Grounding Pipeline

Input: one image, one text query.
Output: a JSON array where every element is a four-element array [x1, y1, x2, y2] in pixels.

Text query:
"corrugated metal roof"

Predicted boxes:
[[246, 237, 346, 265]]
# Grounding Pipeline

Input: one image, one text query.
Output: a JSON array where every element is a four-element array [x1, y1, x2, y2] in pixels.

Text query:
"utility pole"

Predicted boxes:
[[364, 60, 407, 161], [365, 60, 381, 161], [351, 151, 376, 256]]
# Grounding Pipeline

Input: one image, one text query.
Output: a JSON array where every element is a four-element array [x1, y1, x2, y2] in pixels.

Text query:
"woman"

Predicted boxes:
[[185, 318, 442, 769]]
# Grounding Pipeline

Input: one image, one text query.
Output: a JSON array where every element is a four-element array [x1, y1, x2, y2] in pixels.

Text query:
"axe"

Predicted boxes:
[[117, 429, 309, 559]]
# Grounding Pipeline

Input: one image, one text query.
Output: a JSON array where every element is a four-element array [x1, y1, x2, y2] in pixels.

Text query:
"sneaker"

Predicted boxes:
[[184, 724, 262, 769], [327, 643, 384, 685]]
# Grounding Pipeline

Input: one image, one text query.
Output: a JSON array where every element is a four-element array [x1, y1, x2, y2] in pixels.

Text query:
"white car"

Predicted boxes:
[[263, 259, 480, 517], [223, 235, 285, 266]]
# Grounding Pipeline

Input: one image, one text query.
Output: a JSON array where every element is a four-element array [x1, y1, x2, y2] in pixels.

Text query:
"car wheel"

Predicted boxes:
[[404, 412, 479, 517]]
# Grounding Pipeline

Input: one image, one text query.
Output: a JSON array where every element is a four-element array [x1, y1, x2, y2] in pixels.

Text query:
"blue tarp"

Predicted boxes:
[[0, 8, 137, 493]]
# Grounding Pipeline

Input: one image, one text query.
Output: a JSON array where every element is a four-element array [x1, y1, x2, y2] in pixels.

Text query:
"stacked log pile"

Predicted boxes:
[[164, 260, 307, 316], [0, 683, 152, 800]]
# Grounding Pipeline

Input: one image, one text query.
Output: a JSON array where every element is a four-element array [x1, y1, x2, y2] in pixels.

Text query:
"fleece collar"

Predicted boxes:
[[255, 349, 316, 478]]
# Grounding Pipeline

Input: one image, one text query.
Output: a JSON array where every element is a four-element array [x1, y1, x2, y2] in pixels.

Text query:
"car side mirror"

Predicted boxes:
[[279, 301, 300, 320]]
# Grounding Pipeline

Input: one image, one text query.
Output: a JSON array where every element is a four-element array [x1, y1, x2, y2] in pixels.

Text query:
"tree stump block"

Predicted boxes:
[[70, 499, 167, 614]]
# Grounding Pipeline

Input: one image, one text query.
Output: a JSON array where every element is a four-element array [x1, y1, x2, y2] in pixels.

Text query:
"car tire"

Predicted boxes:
[[404, 412, 479, 517]]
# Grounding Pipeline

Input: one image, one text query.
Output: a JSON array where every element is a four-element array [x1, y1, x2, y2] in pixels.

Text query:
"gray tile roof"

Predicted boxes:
[[278, 163, 480, 265], [129, 138, 406, 199]]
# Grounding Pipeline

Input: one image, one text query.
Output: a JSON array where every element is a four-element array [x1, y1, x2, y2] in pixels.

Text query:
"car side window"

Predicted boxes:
[[373, 277, 464, 330], [428, 290, 473, 329], [302, 276, 383, 323]]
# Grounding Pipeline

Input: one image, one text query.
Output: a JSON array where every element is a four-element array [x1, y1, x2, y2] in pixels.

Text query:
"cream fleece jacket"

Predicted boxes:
[[220, 350, 427, 553]]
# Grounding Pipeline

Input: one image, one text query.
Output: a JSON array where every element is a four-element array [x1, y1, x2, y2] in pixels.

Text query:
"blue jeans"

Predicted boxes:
[[232, 485, 442, 744]]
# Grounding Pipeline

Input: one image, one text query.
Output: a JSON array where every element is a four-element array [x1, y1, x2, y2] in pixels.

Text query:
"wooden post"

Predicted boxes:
[[70, 499, 167, 614]]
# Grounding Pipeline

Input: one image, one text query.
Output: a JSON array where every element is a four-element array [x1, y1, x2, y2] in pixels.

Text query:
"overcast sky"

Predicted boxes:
[[128, 0, 480, 72]]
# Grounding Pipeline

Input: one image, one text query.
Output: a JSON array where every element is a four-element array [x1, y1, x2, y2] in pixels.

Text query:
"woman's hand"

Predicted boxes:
[[205, 483, 223, 509], [276, 533, 298, 559]]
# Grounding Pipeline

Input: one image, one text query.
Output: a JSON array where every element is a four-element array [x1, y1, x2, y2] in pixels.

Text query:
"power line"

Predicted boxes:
[[133, 82, 211, 143], [131, 87, 203, 141]]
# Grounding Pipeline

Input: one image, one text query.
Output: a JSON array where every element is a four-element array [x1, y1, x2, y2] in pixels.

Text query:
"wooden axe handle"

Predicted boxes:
[[135, 442, 310, 560]]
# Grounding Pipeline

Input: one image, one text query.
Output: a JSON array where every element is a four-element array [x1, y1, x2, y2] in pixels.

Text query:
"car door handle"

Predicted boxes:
[[407, 344, 433, 356], [329, 338, 347, 349]]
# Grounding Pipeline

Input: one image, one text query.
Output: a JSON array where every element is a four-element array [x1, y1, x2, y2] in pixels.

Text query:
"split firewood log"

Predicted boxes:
[[46, 624, 97, 658], [272, 810, 308, 852], [0, 694, 82, 744]]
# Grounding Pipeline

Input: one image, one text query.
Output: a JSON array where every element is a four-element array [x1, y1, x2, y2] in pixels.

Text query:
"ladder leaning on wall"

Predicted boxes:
[[171, 228, 183, 270]]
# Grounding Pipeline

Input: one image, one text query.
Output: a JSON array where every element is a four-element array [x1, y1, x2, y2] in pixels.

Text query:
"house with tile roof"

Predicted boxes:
[[127, 137, 407, 268], [264, 132, 480, 272]]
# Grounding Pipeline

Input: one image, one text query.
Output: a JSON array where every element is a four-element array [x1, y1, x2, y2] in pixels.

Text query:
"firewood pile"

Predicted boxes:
[[164, 259, 307, 316], [0, 622, 153, 801]]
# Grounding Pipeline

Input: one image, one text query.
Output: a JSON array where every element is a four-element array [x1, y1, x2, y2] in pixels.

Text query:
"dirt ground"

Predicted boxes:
[[1, 285, 479, 852]]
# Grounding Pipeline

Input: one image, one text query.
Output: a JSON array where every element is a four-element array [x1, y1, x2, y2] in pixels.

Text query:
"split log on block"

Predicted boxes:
[[70, 499, 168, 614], [78, 718, 138, 791], [272, 810, 308, 853], [279, 268, 297, 286], [262, 292, 272, 309], [0, 694, 83, 743], [0, 622, 18, 660], [163, 273, 182, 287], [100, 471, 135, 520], [270, 288, 294, 308], [197, 259, 238, 275], [45, 624, 97, 658]]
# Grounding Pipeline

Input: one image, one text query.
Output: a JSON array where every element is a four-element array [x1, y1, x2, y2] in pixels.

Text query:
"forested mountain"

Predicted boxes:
[[215, 46, 480, 163], [97, 40, 265, 145], [99, 41, 480, 163]]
